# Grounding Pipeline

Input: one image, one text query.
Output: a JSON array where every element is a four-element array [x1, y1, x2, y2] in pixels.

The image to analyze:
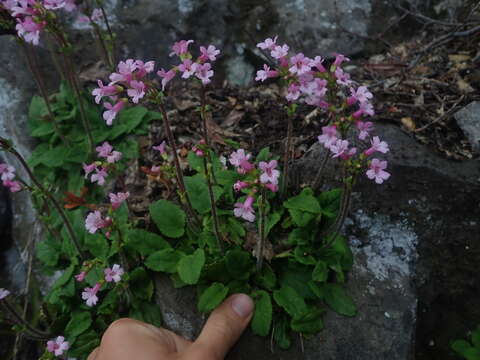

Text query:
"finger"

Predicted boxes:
[[96, 318, 191, 360], [87, 347, 99, 360], [188, 294, 254, 360]]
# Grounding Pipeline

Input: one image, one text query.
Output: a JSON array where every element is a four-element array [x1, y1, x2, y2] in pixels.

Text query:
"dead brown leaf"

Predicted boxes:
[[221, 109, 244, 128], [401, 117, 416, 131]]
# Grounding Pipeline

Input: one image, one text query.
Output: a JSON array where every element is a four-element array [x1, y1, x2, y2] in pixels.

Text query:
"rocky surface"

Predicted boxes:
[[454, 101, 480, 154]]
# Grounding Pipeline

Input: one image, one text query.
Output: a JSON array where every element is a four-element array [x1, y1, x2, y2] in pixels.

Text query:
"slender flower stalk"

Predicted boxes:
[[256, 188, 267, 272], [21, 43, 69, 146], [0, 138, 84, 260], [280, 109, 294, 197], [157, 101, 199, 228], [312, 150, 330, 190], [0, 299, 50, 339], [95, 0, 116, 66]]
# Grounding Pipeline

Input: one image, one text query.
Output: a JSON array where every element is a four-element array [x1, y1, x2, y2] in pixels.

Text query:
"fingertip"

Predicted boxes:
[[230, 293, 254, 318]]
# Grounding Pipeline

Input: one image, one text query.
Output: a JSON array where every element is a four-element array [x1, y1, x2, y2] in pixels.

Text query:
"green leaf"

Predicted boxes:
[[145, 249, 183, 273], [31, 122, 54, 137], [185, 175, 222, 214], [225, 248, 254, 280], [119, 106, 148, 133], [130, 301, 162, 327], [290, 308, 325, 334], [149, 200, 186, 238], [294, 246, 316, 265], [273, 315, 291, 349], [452, 340, 480, 360], [37, 236, 61, 267], [129, 267, 154, 300], [273, 286, 307, 318], [283, 188, 321, 213], [323, 284, 357, 316], [125, 229, 171, 256], [65, 312, 92, 338], [37, 146, 68, 167], [68, 331, 100, 358], [312, 261, 328, 282], [256, 147, 271, 162], [187, 151, 204, 172], [318, 188, 342, 218], [280, 264, 316, 300], [472, 325, 480, 348], [98, 290, 119, 315], [85, 234, 109, 260], [52, 264, 75, 289], [198, 282, 229, 313], [177, 249, 205, 285], [251, 290, 272, 336], [265, 211, 282, 237], [254, 264, 277, 291], [288, 209, 316, 227], [28, 95, 48, 122]]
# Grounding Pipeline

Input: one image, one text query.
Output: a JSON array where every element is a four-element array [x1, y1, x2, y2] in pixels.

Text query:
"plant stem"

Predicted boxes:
[[22, 44, 69, 146], [280, 113, 293, 197], [312, 150, 330, 190], [157, 102, 200, 227], [0, 138, 85, 260], [95, 0, 116, 66], [256, 188, 267, 272], [0, 300, 50, 339], [199, 86, 217, 184], [202, 158, 223, 253]]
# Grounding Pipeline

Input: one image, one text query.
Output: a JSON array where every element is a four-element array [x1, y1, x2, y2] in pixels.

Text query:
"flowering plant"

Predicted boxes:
[[0, 5, 390, 355]]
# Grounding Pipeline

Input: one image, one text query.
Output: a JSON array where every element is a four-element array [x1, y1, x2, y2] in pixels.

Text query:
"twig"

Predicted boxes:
[[414, 95, 465, 132]]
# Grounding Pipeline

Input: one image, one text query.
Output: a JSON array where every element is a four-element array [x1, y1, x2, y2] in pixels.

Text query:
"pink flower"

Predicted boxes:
[[90, 167, 108, 185], [135, 60, 155, 77], [109, 192, 130, 210], [229, 149, 251, 167], [104, 264, 124, 283], [43, 0, 67, 10], [234, 196, 255, 222], [286, 83, 301, 102], [178, 59, 198, 79], [257, 36, 278, 50], [10, 1, 36, 17], [92, 80, 119, 104], [157, 68, 176, 91], [366, 159, 390, 184], [199, 45, 220, 62], [364, 136, 389, 156], [103, 100, 126, 126], [310, 55, 326, 72], [233, 181, 249, 192], [96, 141, 113, 158], [63, 0, 77, 12], [356, 121, 374, 140], [348, 86, 373, 105], [83, 163, 97, 179], [170, 40, 194, 57], [0, 164, 15, 181], [47, 336, 69, 357], [255, 64, 278, 82], [15, 16, 45, 45], [109, 59, 137, 84], [153, 141, 167, 155], [271, 44, 289, 59], [237, 160, 255, 174], [353, 101, 374, 118], [334, 67, 352, 86], [289, 53, 311, 75], [195, 62, 214, 85], [3, 180, 21, 192], [127, 80, 146, 104], [264, 183, 279, 192], [330, 139, 351, 158], [333, 54, 350, 67], [74, 271, 87, 282], [258, 160, 280, 185], [0, 288, 10, 300], [81, 283, 101, 307], [318, 125, 338, 149], [85, 210, 108, 234]]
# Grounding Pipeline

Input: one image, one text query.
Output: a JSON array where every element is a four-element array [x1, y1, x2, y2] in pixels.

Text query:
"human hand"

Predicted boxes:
[[87, 293, 254, 360]]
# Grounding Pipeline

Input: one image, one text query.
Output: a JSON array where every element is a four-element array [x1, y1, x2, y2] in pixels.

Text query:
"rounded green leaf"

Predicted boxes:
[[226, 248, 254, 280], [312, 261, 328, 282], [145, 249, 184, 273], [283, 188, 321, 213], [177, 249, 205, 285], [65, 311, 92, 338], [198, 283, 229, 313], [273, 286, 307, 318], [290, 308, 325, 334], [149, 200, 186, 238], [323, 284, 357, 316], [125, 229, 171, 256], [251, 290, 272, 336]]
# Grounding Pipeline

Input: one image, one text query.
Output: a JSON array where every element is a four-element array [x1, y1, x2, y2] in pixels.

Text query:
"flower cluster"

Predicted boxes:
[[255, 36, 391, 185], [83, 142, 122, 186], [0, 163, 22, 192], [76, 264, 124, 307], [46, 336, 69, 357], [93, 41, 220, 125], [227, 149, 281, 222], [1, 0, 76, 45], [84, 191, 129, 234]]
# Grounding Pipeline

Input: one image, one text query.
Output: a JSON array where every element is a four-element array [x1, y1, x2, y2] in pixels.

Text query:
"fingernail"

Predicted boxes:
[[231, 294, 254, 318]]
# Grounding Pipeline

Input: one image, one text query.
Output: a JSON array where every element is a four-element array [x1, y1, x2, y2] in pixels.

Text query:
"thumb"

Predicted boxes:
[[188, 294, 254, 360]]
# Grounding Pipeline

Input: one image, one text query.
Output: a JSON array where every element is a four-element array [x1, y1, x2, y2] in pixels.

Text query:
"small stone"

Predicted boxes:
[[454, 102, 480, 154], [384, 312, 391, 318]]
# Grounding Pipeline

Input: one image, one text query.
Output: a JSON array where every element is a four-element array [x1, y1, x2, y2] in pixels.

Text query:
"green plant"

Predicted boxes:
[[451, 325, 480, 360]]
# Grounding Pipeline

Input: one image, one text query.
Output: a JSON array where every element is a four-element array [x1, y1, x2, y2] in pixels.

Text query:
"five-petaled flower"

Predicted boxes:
[[46, 336, 70, 357], [104, 264, 124, 283], [234, 196, 256, 222], [259, 160, 280, 185], [366, 159, 390, 184], [81, 283, 101, 307], [109, 192, 130, 210], [85, 211, 109, 234]]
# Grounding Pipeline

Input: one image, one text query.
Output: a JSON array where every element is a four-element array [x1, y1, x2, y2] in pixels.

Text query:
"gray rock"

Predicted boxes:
[[454, 101, 480, 154]]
